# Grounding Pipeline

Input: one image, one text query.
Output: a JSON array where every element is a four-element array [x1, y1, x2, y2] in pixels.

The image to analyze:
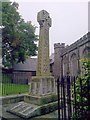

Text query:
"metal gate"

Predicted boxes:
[[56, 76, 90, 120]]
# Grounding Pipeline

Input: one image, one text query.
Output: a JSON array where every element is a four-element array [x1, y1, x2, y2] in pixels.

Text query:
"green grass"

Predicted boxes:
[[0, 74, 29, 96], [0, 83, 29, 96]]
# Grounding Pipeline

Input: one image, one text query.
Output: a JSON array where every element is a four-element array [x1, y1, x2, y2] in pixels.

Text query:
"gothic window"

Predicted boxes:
[[83, 47, 90, 58], [63, 56, 68, 76], [70, 53, 77, 76]]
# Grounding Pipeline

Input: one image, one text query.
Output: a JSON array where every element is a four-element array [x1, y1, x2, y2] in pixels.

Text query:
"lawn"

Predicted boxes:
[[0, 73, 29, 96], [0, 83, 29, 96]]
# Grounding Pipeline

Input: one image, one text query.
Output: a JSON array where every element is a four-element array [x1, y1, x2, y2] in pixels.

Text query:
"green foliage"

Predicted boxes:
[[72, 58, 90, 119], [2, 2, 38, 67]]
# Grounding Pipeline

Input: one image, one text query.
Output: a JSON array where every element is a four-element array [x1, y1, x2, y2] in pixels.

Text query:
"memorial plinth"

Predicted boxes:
[[29, 10, 55, 96]]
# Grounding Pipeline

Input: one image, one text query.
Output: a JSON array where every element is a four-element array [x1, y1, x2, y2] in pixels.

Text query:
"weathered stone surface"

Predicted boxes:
[[24, 94, 57, 105], [0, 95, 24, 105], [30, 76, 55, 96], [30, 10, 56, 96], [54, 32, 90, 77], [36, 10, 51, 76], [7, 102, 39, 119], [1, 94, 58, 119], [6, 101, 58, 119]]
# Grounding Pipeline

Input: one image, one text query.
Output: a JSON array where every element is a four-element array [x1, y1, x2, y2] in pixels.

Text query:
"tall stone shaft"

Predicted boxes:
[[30, 10, 55, 96], [36, 10, 51, 76]]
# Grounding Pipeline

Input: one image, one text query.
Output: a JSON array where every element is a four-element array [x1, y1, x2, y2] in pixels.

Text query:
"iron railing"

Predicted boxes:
[[56, 76, 90, 120], [1, 69, 29, 96]]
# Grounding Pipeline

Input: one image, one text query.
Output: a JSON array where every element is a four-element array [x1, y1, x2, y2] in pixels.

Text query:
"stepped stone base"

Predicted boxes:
[[7, 101, 39, 119], [29, 76, 56, 96], [24, 94, 58, 105], [1, 94, 58, 119], [7, 100, 58, 119]]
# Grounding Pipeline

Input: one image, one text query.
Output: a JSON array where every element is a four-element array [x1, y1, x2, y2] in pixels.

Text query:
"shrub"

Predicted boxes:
[[72, 58, 90, 119]]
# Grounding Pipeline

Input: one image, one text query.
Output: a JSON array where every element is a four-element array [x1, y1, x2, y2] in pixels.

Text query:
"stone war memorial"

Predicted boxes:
[[1, 10, 58, 119], [30, 10, 56, 96]]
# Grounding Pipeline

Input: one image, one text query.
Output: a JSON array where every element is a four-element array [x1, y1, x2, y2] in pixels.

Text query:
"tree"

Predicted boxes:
[[2, 2, 38, 68]]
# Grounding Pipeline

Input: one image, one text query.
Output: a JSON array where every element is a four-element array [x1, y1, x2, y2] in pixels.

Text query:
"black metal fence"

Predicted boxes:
[[56, 76, 90, 120], [1, 68, 29, 96]]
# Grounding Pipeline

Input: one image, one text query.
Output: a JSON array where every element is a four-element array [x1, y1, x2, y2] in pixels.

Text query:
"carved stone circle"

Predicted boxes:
[[37, 10, 51, 27]]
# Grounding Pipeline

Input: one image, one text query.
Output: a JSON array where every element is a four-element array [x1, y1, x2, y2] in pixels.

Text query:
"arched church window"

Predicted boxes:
[[70, 53, 77, 76], [63, 56, 68, 76], [83, 47, 90, 58]]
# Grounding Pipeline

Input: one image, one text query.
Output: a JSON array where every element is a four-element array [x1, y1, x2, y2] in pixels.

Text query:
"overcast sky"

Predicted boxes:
[[11, 0, 88, 55]]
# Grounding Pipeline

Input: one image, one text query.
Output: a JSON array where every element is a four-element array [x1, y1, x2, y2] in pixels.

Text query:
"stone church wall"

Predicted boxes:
[[54, 32, 90, 78]]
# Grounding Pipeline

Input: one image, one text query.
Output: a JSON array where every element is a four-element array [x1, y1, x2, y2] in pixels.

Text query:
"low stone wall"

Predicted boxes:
[[1, 94, 58, 105], [1, 95, 24, 105]]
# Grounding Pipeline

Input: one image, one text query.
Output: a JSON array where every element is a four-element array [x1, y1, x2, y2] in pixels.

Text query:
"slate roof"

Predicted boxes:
[[13, 54, 54, 71], [13, 57, 37, 71]]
